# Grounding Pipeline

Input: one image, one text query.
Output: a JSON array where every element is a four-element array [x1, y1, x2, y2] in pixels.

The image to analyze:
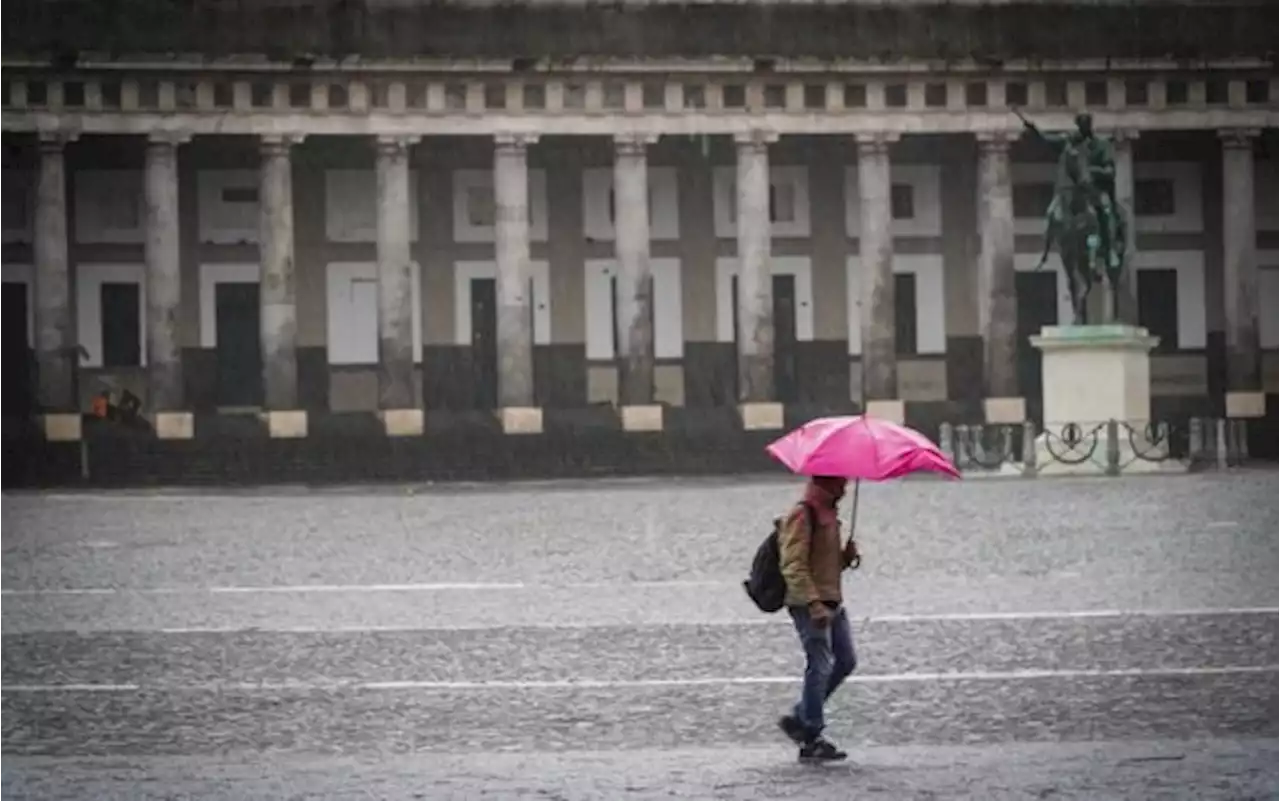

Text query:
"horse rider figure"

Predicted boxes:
[[1017, 110, 1124, 278]]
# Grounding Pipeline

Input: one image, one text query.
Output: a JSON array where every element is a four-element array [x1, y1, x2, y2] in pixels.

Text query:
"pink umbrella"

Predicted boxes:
[[765, 415, 960, 481], [766, 415, 961, 563]]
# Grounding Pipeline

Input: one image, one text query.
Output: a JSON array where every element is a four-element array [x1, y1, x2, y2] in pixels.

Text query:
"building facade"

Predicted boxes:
[[2, 0, 1277, 455]]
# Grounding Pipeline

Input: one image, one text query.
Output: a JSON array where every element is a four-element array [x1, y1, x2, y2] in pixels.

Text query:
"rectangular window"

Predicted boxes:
[[1006, 82, 1028, 106], [1124, 79, 1149, 107], [1045, 80, 1068, 107], [466, 187, 495, 228], [100, 282, 141, 367], [1013, 182, 1056, 219], [890, 184, 914, 220], [803, 84, 826, 110], [965, 82, 988, 107], [843, 84, 866, 108], [884, 84, 907, 108], [1084, 81, 1107, 106], [221, 187, 258, 204], [1135, 179, 1176, 216], [1165, 80, 1188, 106], [1136, 268, 1179, 352], [894, 272, 917, 356], [769, 183, 796, 224], [924, 83, 947, 108], [522, 83, 546, 110]]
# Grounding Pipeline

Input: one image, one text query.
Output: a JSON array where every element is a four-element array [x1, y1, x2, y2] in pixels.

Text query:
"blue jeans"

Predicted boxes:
[[787, 604, 857, 739]]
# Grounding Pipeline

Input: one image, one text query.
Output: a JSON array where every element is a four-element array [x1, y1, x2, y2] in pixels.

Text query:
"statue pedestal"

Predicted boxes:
[[1028, 325, 1180, 475]]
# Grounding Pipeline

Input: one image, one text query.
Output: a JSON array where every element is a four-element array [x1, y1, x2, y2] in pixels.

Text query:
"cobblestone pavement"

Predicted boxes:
[[2, 470, 1278, 799]]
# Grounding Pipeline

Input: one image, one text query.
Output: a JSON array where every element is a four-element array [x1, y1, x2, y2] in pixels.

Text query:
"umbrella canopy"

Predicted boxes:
[[765, 415, 961, 481]]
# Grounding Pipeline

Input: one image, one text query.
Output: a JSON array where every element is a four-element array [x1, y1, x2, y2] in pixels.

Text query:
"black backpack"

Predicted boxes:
[[743, 503, 815, 614]]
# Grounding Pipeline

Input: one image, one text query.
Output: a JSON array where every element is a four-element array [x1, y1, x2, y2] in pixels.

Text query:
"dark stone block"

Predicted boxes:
[[903, 401, 978, 446], [423, 345, 476, 410], [543, 404, 621, 434], [945, 336, 984, 402], [1205, 332, 1227, 417], [783, 400, 860, 430], [194, 411, 267, 440], [182, 348, 218, 412], [1250, 395, 1279, 461], [426, 409, 503, 436], [297, 347, 329, 412], [1150, 395, 1215, 425], [534, 344, 586, 409], [308, 411, 382, 438], [792, 340, 850, 404], [666, 405, 740, 436], [684, 342, 736, 408]]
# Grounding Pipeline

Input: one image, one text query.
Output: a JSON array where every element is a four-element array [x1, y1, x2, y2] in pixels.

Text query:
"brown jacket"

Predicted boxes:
[[778, 503, 844, 607]]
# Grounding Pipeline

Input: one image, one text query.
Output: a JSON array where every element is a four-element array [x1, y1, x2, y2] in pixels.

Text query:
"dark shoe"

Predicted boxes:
[[777, 715, 807, 745], [798, 736, 848, 764]]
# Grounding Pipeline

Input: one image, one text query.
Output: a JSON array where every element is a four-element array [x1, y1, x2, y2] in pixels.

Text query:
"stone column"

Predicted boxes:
[[374, 134, 420, 410], [976, 132, 1019, 404], [734, 129, 777, 404], [1111, 129, 1139, 323], [494, 133, 538, 409], [856, 133, 898, 403], [33, 132, 77, 413], [613, 132, 658, 406], [259, 134, 302, 411], [145, 132, 189, 412], [1220, 128, 1263, 416]]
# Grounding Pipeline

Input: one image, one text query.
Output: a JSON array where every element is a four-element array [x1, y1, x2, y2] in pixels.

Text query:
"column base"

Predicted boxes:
[[1225, 391, 1266, 419], [155, 412, 195, 440], [262, 410, 308, 439], [863, 399, 905, 424], [41, 413, 82, 442], [621, 404, 664, 432], [381, 409, 424, 437], [499, 407, 543, 435], [739, 402, 783, 431], [983, 397, 1026, 425]]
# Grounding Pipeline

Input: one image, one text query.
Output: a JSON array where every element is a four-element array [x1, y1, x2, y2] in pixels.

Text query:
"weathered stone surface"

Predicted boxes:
[[374, 135, 419, 410], [144, 134, 186, 412]]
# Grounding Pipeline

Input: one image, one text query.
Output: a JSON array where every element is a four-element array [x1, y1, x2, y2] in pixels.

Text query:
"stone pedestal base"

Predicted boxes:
[[1029, 325, 1184, 476], [621, 404, 663, 432], [739, 402, 783, 431], [41, 413, 82, 442], [263, 410, 308, 439], [863, 399, 905, 424], [499, 407, 543, 435], [381, 409, 424, 437], [155, 412, 195, 440], [1030, 324, 1157, 426]]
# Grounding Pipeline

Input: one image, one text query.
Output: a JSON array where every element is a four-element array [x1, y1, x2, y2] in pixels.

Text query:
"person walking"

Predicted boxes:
[[775, 475, 861, 763]]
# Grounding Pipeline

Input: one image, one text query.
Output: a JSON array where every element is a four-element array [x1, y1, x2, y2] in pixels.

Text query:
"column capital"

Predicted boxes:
[[976, 130, 1016, 151], [375, 134, 420, 155], [1219, 128, 1261, 149], [1107, 128, 1141, 146], [261, 133, 306, 154], [854, 132, 899, 154], [613, 132, 659, 155], [147, 131, 192, 148], [733, 129, 779, 150], [494, 132, 539, 152], [37, 130, 79, 152]]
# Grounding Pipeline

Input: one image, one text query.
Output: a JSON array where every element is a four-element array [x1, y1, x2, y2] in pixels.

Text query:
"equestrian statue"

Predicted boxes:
[[1015, 109, 1129, 324]]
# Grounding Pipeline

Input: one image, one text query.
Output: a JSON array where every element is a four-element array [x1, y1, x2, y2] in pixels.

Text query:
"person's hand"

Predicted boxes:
[[808, 601, 832, 629], [843, 539, 861, 570]]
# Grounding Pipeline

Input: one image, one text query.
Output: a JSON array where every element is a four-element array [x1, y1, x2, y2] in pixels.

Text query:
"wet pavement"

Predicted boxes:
[[2, 470, 1278, 799]]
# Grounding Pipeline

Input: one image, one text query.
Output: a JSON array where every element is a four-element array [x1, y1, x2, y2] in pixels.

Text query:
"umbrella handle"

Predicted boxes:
[[845, 479, 861, 570]]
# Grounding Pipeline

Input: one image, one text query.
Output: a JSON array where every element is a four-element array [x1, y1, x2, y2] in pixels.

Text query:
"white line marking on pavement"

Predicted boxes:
[[0, 580, 729, 596], [3, 665, 1275, 695]]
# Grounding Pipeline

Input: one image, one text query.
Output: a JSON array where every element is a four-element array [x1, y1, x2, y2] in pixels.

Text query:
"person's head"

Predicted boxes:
[[811, 475, 848, 501], [1074, 112, 1094, 138]]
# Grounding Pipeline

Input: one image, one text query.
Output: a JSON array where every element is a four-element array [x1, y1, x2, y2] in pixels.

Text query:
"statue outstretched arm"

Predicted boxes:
[[1012, 107, 1068, 146]]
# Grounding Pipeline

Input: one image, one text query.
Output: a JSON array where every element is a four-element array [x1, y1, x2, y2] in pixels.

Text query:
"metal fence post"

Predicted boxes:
[[1215, 418, 1229, 471], [1188, 417, 1203, 466], [939, 422, 955, 467], [1021, 420, 1037, 477], [1105, 419, 1120, 477]]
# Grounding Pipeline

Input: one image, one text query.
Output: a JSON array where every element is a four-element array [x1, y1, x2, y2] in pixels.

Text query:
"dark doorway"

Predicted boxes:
[[731, 274, 799, 402], [100, 282, 142, 368], [3, 282, 32, 417], [470, 277, 498, 409], [215, 282, 262, 407], [1015, 271, 1059, 425]]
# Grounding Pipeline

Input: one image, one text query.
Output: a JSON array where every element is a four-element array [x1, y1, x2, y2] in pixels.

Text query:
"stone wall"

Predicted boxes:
[[4, 1, 1274, 62]]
